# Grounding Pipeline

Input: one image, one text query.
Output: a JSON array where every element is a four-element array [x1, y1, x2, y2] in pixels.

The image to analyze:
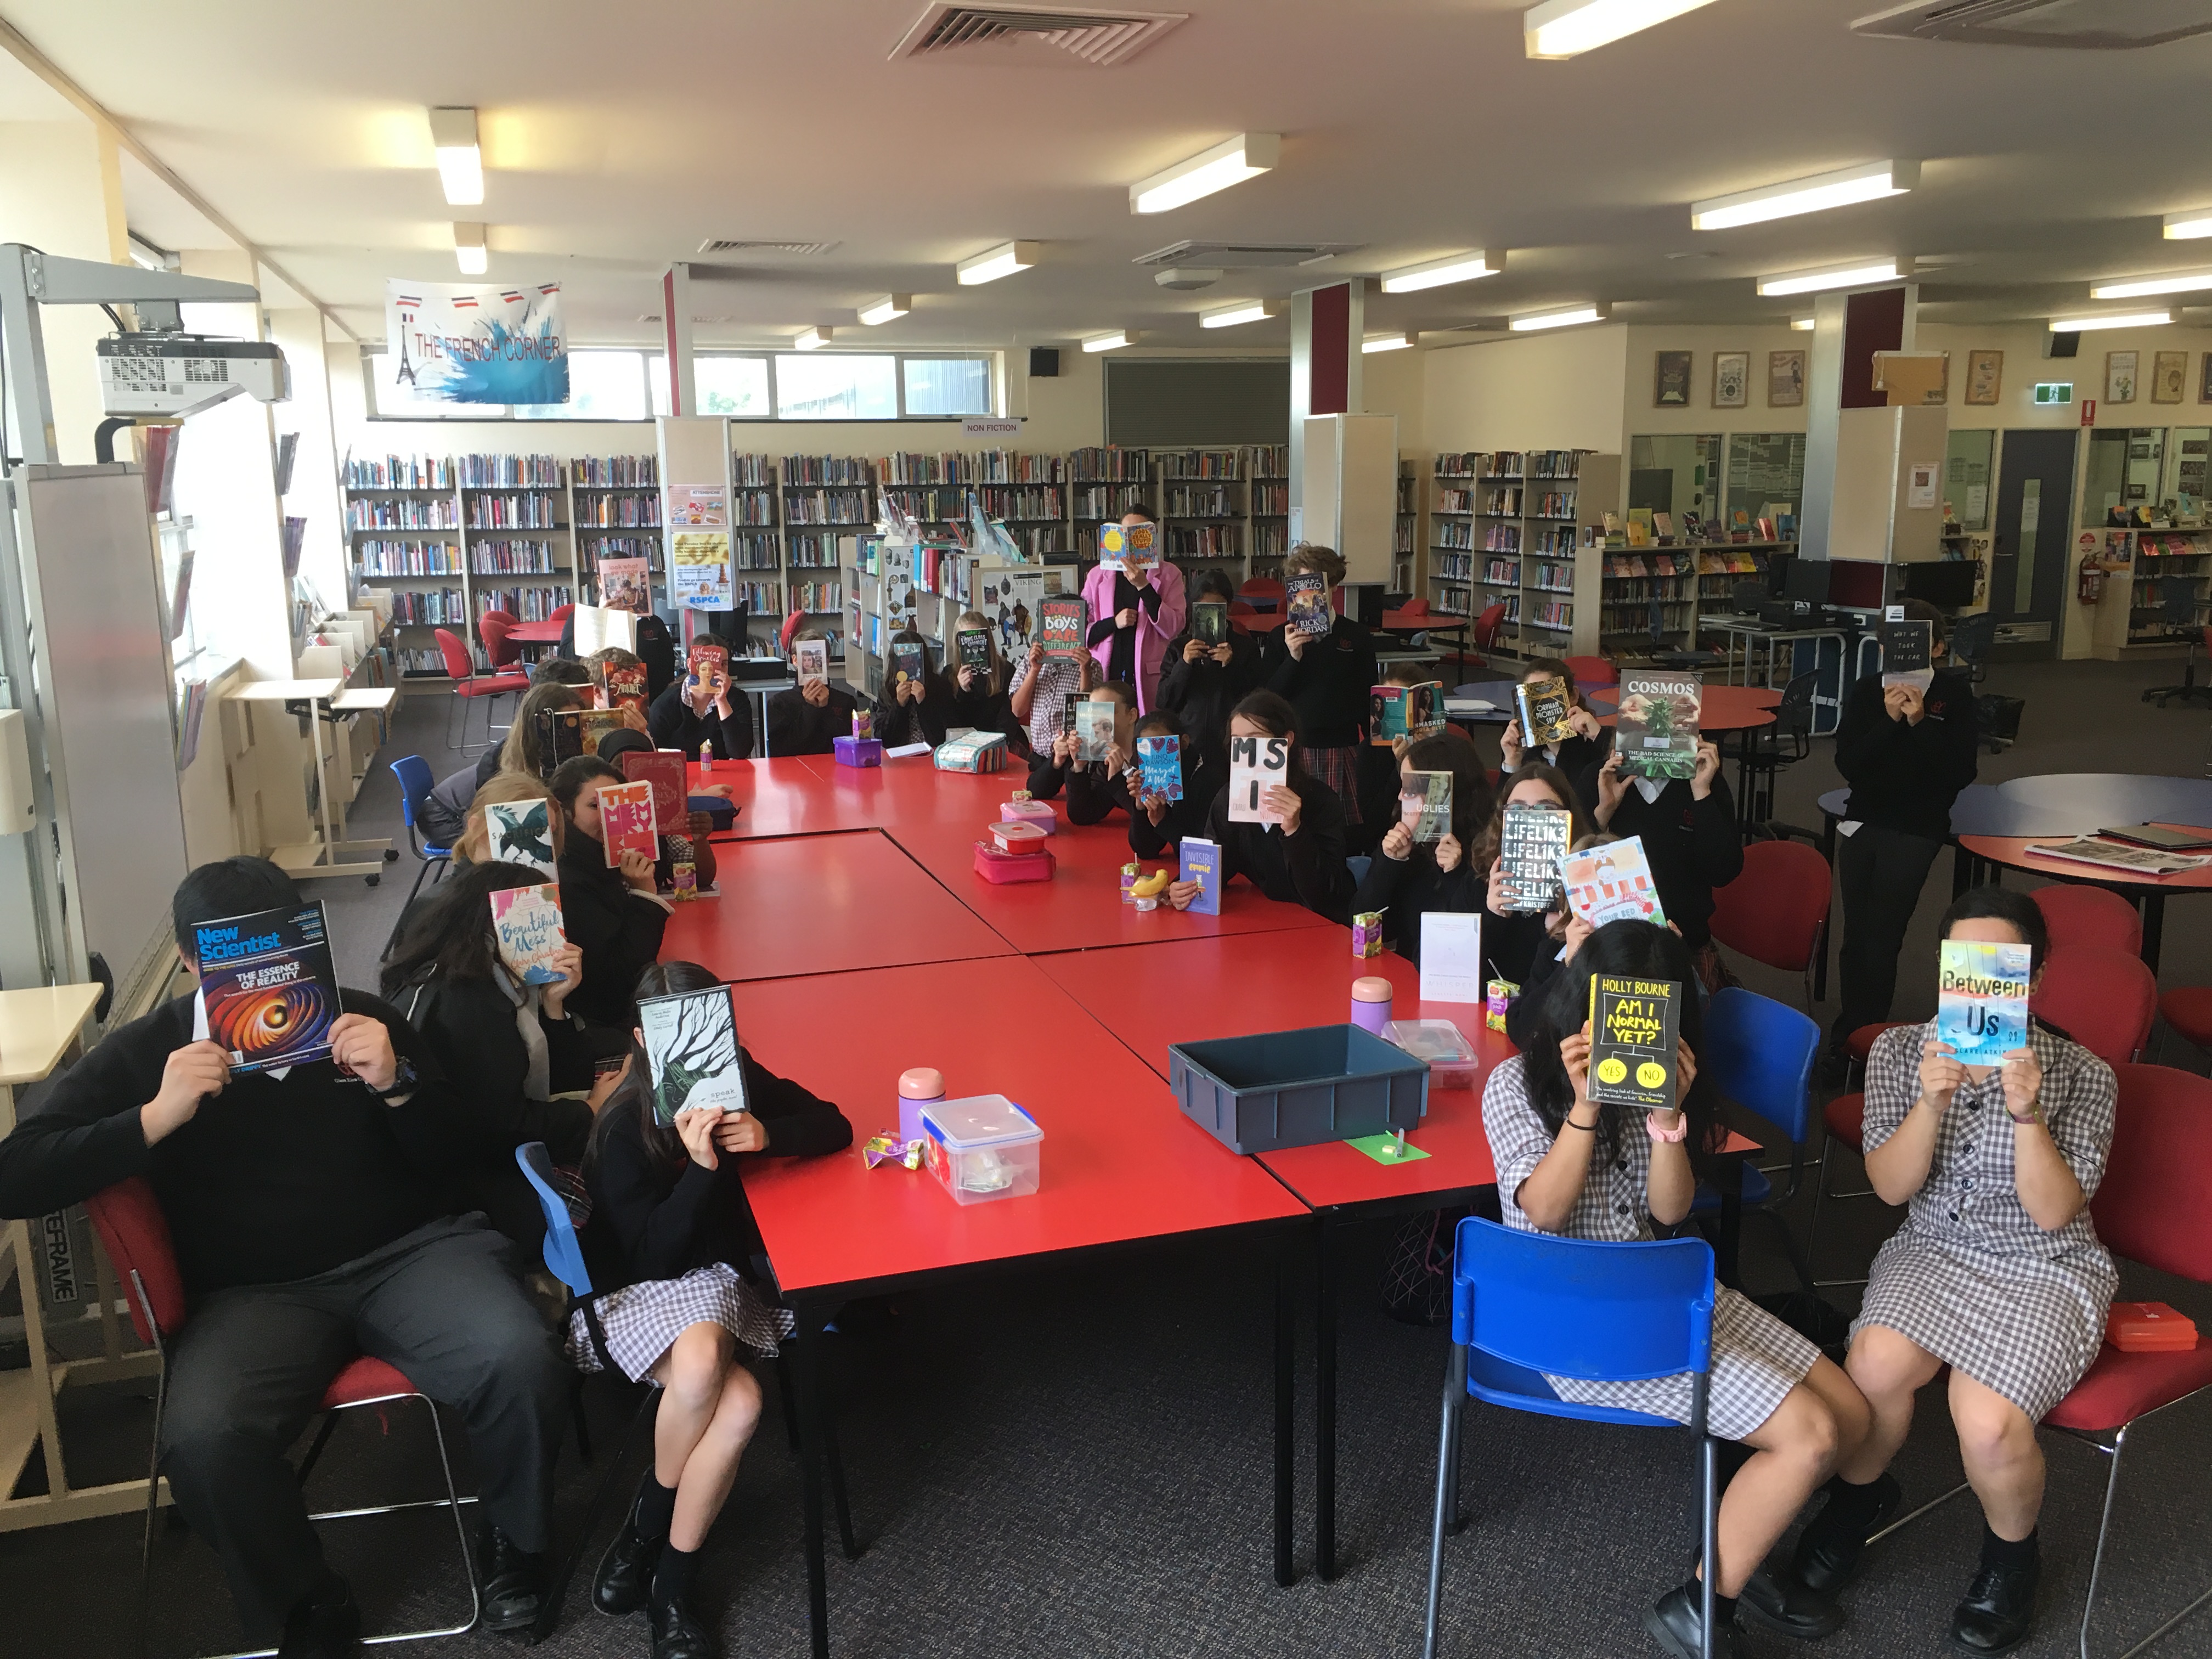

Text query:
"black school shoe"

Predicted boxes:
[[1737, 1565, 1844, 1640], [478, 1525, 550, 1634], [1950, 1556, 2039, 1656], [1793, 1472, 1903, 1594], [276, 1572, 360, 1657], [1644, 1583, 1745, 1659], [594, 1496, 665, 1616], [650, 1594, 718, 1659]]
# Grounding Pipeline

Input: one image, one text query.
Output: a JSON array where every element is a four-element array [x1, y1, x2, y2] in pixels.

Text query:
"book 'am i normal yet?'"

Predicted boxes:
[[1588, 975, 1681, 1111], [489, 883, 567, 986], [193, 902, 341, 1072], [639, 982, 747, 1124], [1936, 938, 2030, 1068]]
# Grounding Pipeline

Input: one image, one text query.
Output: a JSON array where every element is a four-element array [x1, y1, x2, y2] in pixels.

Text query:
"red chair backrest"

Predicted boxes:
[[549, 603, 577, 625], [1398, 597, 1429, 618], [479, 616, 521, 670], [82, 1178, 185, 1344], [1474, 602, 1508, 650], [2095, 1065, 2212, 1282], [479, 608, 518, 629], [1564, 654, 1617, 689], [432, 627, 474, 681], [1709, 839, 1831, 973], [1239, 577, 1285, 604], [2031, 884, 2143, 957], [2034, 946, 2157, 1067], [779, 609, 805, 657]]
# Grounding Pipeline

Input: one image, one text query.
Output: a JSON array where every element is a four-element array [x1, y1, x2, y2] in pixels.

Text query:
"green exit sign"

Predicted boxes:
[[2034, 382, 2074, 404]]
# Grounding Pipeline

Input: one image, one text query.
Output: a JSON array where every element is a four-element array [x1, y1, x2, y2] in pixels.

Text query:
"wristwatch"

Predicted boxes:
[[375, 1057, 420, 1102]]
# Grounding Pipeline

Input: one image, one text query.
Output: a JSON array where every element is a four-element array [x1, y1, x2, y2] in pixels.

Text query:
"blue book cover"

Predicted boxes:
[[193, 902, 341, 1072], [1936, 939, 2031, 1067], [1180, 836, 1221, 916], [1136, 734, 1182, 801]]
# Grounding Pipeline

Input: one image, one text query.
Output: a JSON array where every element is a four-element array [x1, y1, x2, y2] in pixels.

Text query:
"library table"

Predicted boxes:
[[506, 619, 562, 645], [719, 957, 1312, 1657], [659, 830, 1012, 981], [1957, 827, 2212, 972], [684, 756, 879, 840]]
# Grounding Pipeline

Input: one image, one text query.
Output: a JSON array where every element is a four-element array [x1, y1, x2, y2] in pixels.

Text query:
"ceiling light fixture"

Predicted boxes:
[[1130, 133, 1280, 215], [1508, 303, 1610, 331], [1524, 0, 1720, 59], [452, 221, 487, 276], [1082, 331, 1133, 353], [428, 107, 484, 207], [857, 294, 911, 325], [2089, 268, 2212, 300], [2049, 310, 2172, 332], [794, 326, 833, 350], [1199, 299, 1284, 329], [1788, 314, 1816, 330], [1691, 160, 1918, 232], [1379, 250, 1503, 294], [1362, 332, 1417, 353], [956, 241, 1040, 285], [1755, 257, 1911, 297], [2164, 209, 2212, 241]]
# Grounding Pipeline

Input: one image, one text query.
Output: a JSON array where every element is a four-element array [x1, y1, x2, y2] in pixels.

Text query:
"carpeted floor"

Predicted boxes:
[[4, 653, 2210, 1659]]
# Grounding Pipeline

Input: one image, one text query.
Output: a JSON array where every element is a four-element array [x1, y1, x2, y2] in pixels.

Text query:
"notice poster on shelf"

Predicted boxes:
[[667, 486, 729, 528], [670, 531, 733, 609]]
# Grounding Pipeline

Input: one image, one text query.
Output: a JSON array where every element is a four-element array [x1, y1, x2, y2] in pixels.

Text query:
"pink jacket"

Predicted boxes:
[[1080, 558, 1187, 714]]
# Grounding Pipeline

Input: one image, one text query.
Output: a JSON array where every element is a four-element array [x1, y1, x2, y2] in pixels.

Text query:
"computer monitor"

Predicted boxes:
[[1899, 560, 1978, 610], [1780, 557, 1831, 604]]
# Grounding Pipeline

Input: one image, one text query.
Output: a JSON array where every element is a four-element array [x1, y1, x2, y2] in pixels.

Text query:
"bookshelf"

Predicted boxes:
[[2118, 528, 2212, 648]]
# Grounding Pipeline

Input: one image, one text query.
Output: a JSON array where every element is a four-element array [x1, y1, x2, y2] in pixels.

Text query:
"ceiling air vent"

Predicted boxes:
[[695, 239, 840, 256], [1135, 241, 1363, 268], [890, 4, 1188, 66], [1853, 0, 2212, 49]]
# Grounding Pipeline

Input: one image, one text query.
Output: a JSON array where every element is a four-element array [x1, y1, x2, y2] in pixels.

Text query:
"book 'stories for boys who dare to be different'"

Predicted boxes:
[[193, 902, 342, 1072], [489, 884, 567, 986], [639, 982, 748, 1124], [1588, 974, 1681, 1111], [1040, 596, 1088, 659], [1936, 937, 2031, 1068], [1614, 672, 1702, 780], [596, 780, 659, 868]]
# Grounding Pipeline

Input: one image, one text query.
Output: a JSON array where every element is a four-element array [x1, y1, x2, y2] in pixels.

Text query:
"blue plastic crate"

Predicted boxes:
[[1167, 1023, 1430, 1155]]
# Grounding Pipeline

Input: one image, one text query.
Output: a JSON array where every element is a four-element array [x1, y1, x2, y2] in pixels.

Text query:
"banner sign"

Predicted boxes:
[[385, 279, 568, 405]]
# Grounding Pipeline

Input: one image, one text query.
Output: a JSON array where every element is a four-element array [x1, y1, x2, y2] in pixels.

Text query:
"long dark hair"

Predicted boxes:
[[1472, 761, 1590, 874], [1403, 733, 1494, 844], [1519, 919, 1718, 1169], [583, 960, 726, 1178], [379, 860, 547, 996], [1229, 688, 1312, 785]]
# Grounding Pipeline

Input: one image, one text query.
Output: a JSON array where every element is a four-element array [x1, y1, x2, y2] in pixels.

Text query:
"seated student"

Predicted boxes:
[[874, 626, 958, 750], [380, 860, 624, 1252], [762, 630, 860, 756], [1498, 654, 1612, 795], [1483, 918, 1870, 1659], [454, 773, 562, 866], [596, 727, 721, 896], [561, 601, 676, 699], [1790, 888, 2115, 1656], [581, 961, 853, 1657], [1351, 734, 1493, 963], [1262, 543, 1378, 831], [1026, 680, 1139, 821], [552, 756, 672, 1028], [1126, 708, 1223, 860], [1167, 690, 1355, 923], [1590, 737, 1742, 986], [647, 633, 754, 762], [1156, 569, 1259, 763], [1472, 763, 1591, 985], [0, 858, 566, 1650], [424, 679, 584, 848], [1008, 630, 1097, 759], [1352, 658, 1467, 851], [947, 607, 1028, 754]]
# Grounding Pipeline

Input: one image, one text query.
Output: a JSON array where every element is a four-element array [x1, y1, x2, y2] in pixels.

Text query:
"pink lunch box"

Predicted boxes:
[[973, 840, 1055, 884]]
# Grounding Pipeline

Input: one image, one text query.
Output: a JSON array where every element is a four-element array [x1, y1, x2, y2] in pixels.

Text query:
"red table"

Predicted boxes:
[[721, 957, 1311, 1644], [1956, 828, 2212, 970], [660, 830, 1013, 981], [507, 619, 562, 645]]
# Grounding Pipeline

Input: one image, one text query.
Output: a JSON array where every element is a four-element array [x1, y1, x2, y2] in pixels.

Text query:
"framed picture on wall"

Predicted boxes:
[[1767, 350, 1806, 407], [2106, 350, 2139, 405], [2152, 350, 2188, 404], [1712, 351, 1750, 409], [1965, 349, 2003, 405], [2201, 352, 2212, 403], [1655, 351, 1692, 407]]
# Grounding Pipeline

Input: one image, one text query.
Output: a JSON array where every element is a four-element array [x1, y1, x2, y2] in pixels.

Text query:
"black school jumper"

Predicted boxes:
[[647, 681, 755, 761], [763, 683, 861, 756], [1595, 774, 1744, 948], [1200, 774, 1356, 923], [1127, 747, 1226, 860], [873, 676, 957, 749], [1352, 847, 1482, 964], [1156, 631, 1261, 756], [556, 837, 671, 1026], [0, 991, 566, 1633]]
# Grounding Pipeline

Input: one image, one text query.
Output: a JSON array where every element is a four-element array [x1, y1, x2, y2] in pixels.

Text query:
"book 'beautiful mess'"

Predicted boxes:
[[639, 983, 747, 1124], [489, 883, 566, 986], [1563, 837, 1667, 928], [193, 902, 341, 1073], [1615, 672, 1702, 781], [1178, 836, 1221, 915], [484, 799, 558, 876], [1136, 733, 1182, 801], [1497, 803, 1570, 913], [596, 780, 659, 869], [1588, 974, 1680, 1111], [1936, 938, 2030, 1068], [1285, 572, 1331, 638], [1039, 596, 1088, 659]]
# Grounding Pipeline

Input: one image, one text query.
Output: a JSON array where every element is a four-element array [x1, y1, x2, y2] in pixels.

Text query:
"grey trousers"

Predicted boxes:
[[158, 1214, 566, 1634]]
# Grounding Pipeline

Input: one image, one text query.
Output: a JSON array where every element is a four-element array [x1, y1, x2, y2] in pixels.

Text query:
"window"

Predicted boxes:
[[514, 351, 650, 421], [697, 356, 772, 418], [902, 356, 992, 416], [775, 353, 898, 420]]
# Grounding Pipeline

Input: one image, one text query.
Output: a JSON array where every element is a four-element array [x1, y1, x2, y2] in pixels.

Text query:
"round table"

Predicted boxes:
[[1957, 829, 2212, 970], [507, 619, 563, 645]]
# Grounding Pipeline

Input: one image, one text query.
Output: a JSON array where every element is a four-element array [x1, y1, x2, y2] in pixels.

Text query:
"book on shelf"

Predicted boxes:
[[489, 884, 567, 986], [639, 983, 747, 1124], [1587, 974, 1680, 1111], [1498, 803, 1571, 913], [191, 902, 341, 1073], [2019, 837, 2212, 877], [1936, 938, 2030, 1068], [1615, 672, 1702, 780]]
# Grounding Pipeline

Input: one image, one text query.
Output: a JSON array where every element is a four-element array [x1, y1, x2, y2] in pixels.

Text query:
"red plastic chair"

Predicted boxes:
[[433, 627, 529, 752], [82, 1178, 477, 1647], [549, 602, 577, 628], [1709, 839, 1831, 1006], [1469, 602, 1508, 669], [1562, 654, 1617, 690], [1228, 598, 1260, 636], [779, 608, 805, 658], [2032, 884, 2145, 957], [2160, 986, 2212, 1059], [2034, 946, 2159, 1068], [1238, 576, 1285, 612], [1396, 597, 1430, 619], [479, 613, 524, 674]]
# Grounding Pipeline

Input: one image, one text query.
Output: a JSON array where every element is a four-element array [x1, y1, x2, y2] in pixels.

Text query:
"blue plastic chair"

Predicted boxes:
[[1691, 987, 1819, 1288], [1346, 854, 1373, 888], [385, 756, 452, 955], [1423, 1217, 1721, 1659]]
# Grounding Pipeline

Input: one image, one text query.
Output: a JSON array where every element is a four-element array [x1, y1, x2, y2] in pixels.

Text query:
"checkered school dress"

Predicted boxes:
[[1305, 744, 1363, 825], [565, 1263, 793, 1384], [1482, 1056, 1819, 1442], [1853, 1021, 2118, 1421], [1011, 654, 1084, 755]]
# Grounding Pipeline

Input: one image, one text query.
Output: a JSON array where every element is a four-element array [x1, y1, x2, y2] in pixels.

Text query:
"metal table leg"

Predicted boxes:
[[1316, 1212, 1339, 1582], [1274, 1233, 1297, 1588], [791, 1299, 832, 1659]]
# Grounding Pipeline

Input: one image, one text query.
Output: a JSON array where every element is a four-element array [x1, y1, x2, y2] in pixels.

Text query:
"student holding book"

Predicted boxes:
[[1473, 764, 1592, 984], [1590, 740, 1742, 985], [560, 600, 675, 697], [1081, 506, 1187, 714], [424, 680, 585, 848], [1168, 690, 1355, 923], [947, 607, 1028, 752], [874, 625, 958, 749], [1483, 919, 1871, 1658], [647, 632, 755, 762], [1499, 655, 1612, 791], [552, 756, 673, 1028], [1791, 888, 2115, 1656], [1353, 659, 1459, 853], [596, 729, 721, 896], [580, 961, 853, 1657], [1351, 734, 1492, 963], [759, 629, 859, 755], [1126, 709, 1222, 860], [1009, 615, 1098, 755], [0, 858, 568, 1649], [1026, 680, 1140, 821], [1262, 543, 1379, 832], [1157, 568, 1259, 759], [1824, 597, 1979, 1074]]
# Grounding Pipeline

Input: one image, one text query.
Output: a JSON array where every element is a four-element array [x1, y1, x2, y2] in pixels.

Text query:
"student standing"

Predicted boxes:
[[551, 757, 672, 1028], [1262, 544, 1378, 832], [1825, 599, 1978, 1069], [647, 633, 755, 761], [1484, 920, 1870, 1658], [1351, 734, 1493, 963], [1498, 654, 1612, 794], [580, 962, 851, 1659], [761, 630, 860, 755], [1792, 889, 2115, 1656], [1156, 568, 1259, 759], [1168, 690, 1355, 923], [1080, 506, 1187, 714], [1590, 740, 1742, 985]]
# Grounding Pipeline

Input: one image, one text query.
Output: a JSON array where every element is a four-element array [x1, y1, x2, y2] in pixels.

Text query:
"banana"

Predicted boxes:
[[1130, 868, 1171, 900]]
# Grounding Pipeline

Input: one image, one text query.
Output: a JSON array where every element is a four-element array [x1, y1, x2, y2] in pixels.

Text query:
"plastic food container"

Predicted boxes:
[[989, 819, 1051, 855], [833, 735, 882, 769], [1167, 1023, 1429, 1154], [1384, 1018, 1480, 1090], [974, 841, 1055, 884], [1000, 799, 1056, 833], [919, 1093, 1043, 1204]]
